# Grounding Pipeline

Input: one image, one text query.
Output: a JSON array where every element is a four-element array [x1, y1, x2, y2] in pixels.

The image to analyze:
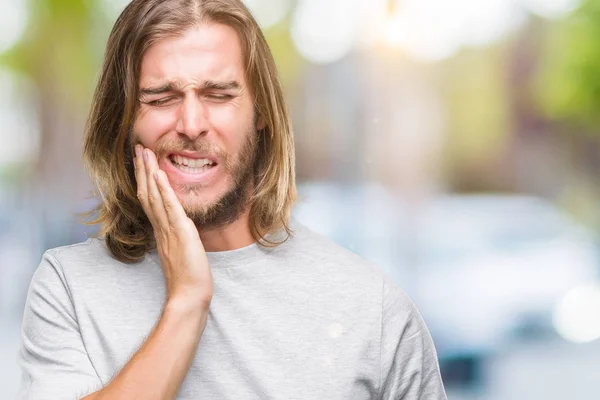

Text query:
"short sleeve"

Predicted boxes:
[[379, 277, 447, 400], [18, 251, 102, 400]]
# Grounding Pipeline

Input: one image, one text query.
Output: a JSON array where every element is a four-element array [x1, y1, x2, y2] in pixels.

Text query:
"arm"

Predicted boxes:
[[378, 277, 447, 400]]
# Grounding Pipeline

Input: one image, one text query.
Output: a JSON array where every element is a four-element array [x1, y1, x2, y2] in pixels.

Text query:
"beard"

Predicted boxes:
[[138, 125, 258, 231]]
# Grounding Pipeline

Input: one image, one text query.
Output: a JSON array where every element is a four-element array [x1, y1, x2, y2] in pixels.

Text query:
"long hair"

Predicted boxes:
[[83, 0, 296, 263]]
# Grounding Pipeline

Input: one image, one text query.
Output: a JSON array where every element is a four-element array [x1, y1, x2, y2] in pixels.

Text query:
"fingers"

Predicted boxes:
[[134, 144, 156, 226], [144, 148, 169, 229], [154, 169, 187, 226], [134, 144, 189, 235]]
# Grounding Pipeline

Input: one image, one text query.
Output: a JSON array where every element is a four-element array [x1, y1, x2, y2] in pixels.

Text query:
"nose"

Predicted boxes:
[[175, 95, 209, 140]]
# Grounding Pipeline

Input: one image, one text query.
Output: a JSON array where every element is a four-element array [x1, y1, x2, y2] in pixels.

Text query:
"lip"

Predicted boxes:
[[161, 155, 220, 185]]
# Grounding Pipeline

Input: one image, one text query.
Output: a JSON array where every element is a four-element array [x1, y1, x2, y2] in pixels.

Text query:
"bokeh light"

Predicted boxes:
[[291, 0, 360, 64], [0, 69, 40, 167], [0, 0, 28, 53], [522, 0, 582, 19], [243, 0, 293, 29], [553, 283, 600, 343], [384, 0, 524, 61], [100, 0, 131, 18]]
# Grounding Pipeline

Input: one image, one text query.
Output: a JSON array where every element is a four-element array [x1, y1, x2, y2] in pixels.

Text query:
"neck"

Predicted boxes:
[[198, 211, 254, 252], [197, 205, 255, 253]]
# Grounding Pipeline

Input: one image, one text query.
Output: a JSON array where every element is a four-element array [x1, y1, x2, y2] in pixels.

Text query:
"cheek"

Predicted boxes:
[[133, 109, 176, 147], [209, 105, 254, 150]]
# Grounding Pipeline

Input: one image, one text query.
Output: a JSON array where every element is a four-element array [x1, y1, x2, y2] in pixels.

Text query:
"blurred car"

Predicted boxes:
[[292, 181, 600, 386]]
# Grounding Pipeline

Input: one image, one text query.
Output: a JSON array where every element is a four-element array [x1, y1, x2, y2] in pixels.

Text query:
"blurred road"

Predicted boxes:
[[446, 338, 600, 400], [1, 313, 599, 400]]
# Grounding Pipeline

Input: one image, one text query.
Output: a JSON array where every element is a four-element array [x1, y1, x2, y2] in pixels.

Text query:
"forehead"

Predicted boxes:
[[139, 23, 246, 87]]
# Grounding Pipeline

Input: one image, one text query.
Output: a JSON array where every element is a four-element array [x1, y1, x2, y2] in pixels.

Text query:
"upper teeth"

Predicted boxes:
[[172, 155, 213, 167]]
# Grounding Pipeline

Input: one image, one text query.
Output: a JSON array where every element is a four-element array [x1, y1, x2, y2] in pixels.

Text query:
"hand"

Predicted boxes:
[[134, 144, 213, 310]]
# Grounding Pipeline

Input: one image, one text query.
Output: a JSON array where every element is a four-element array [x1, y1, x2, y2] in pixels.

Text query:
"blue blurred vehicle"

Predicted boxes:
[[293, 181, 600, 387]]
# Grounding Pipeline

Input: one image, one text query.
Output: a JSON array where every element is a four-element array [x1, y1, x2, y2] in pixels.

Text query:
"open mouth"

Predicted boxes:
[[168, 154, 217, 174]]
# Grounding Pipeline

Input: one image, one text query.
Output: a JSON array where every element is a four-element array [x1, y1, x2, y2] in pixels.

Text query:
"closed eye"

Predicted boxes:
[[146, 97, 176, 107], [206, 94, 234, 101]]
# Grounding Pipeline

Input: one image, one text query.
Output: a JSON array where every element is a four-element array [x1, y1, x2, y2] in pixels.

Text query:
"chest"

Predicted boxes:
[[78, 269, 382, 399]]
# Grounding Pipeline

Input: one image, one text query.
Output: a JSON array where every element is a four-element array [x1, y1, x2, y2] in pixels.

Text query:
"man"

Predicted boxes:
[[18, 0, 447, 399]]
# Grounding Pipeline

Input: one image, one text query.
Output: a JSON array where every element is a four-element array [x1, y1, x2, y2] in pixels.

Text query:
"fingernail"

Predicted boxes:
[[153, 171, 159, 180], [143, 149, 148, 161], [135, 145, 141, 158]]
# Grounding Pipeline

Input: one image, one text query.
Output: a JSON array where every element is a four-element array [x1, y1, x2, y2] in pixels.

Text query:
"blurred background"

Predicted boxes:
[[1, 0, 600, 398]]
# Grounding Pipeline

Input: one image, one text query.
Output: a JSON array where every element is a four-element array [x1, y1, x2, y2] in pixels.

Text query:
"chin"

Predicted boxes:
[[167, 169, 252, 228], [176, 191, 219, 212]]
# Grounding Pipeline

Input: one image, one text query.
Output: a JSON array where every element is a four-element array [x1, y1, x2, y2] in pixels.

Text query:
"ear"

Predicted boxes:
[[256, 115, 267, 131]]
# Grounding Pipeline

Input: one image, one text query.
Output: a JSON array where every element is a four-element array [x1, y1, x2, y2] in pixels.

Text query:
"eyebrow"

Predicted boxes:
[[139, 80, 241, 97], [139, 84, 175, 96], [202, 80, 241, 91]]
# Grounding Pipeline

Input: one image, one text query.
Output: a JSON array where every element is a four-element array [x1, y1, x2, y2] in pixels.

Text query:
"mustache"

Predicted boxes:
[[131, 136, 228, 164], [156, 139, 221, 158]]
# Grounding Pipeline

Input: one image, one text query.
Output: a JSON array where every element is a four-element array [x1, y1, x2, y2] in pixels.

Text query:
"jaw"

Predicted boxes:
[[172, 179, 231, 212], [179, 173, 253, 230]]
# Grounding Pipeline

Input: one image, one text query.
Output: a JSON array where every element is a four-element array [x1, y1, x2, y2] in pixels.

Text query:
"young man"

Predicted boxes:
[[18, 0, 447, 399]]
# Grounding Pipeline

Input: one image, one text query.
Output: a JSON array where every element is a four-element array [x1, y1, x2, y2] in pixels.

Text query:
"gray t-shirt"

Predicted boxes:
[[18, 221, 447, 400]]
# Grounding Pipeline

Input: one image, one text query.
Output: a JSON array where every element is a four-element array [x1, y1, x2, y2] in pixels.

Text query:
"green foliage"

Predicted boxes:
[[0, 0, 110, 102], [535, 0, 600, 131], [263, 19, 306, 90], [441, 44, 513, 165], [0, 0, 300, 103]]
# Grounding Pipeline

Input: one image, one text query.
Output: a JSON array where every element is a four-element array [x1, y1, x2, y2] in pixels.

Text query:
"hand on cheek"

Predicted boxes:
[[133, 144, 213, 307]]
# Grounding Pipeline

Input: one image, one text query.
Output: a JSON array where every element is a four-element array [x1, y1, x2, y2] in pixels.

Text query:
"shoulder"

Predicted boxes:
[[45, 237, 113, 266], [284, 221, 382, 272], [46, 236, 110, 257], [31, 237, 161, 311], [281, 222, 428, 335], [45, 237, 109, 258], [277, 221, 403, 296], [41, 237, 138, 282], [25, 239, 113, 317], [289, 220, 420, 299]]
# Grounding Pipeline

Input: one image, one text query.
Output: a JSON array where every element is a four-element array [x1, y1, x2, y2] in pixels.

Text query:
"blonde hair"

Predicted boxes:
[[83, 0, 296, 263]]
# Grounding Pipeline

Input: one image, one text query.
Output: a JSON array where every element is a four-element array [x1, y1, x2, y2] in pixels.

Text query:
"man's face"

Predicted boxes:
[[132, 24, 258, 228]]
